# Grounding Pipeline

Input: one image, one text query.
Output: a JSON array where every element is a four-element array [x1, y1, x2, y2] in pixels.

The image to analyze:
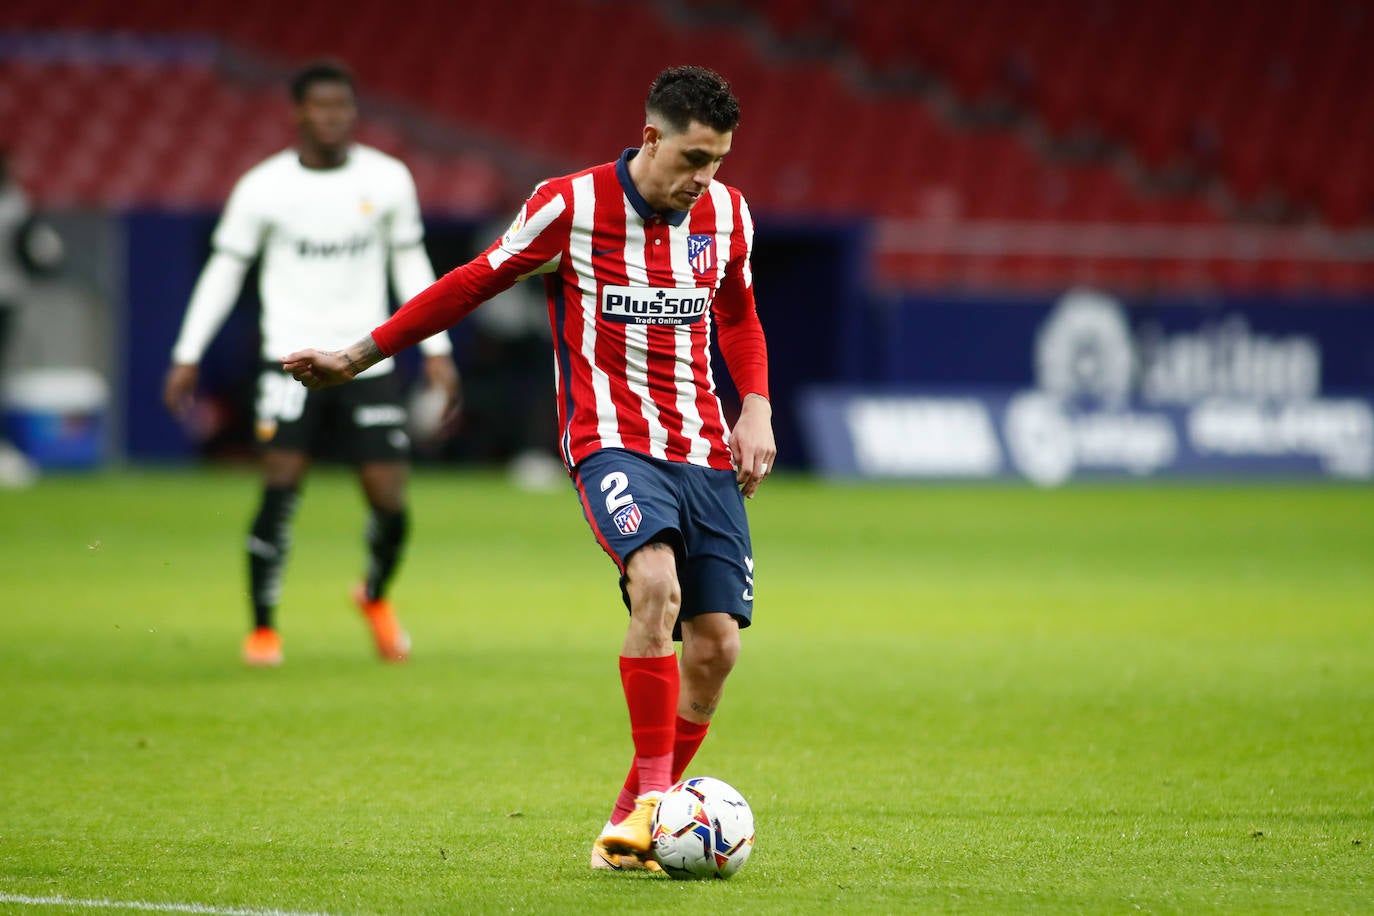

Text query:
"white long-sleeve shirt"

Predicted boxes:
[[171, 144, 449, 378]]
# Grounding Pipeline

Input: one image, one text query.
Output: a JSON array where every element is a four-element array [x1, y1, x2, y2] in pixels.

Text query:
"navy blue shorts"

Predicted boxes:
[[572, 448, 755, 634]]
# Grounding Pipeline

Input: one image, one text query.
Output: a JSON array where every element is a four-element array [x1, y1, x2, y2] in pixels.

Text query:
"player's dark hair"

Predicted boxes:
[[646, 66, 741, 135], [289, 59, 355, 104]]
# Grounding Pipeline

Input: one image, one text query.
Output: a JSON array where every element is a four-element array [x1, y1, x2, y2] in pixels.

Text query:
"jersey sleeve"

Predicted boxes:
[[170, 167, 264, 364], [713, 192, 769, 401], [210, 168, 268, 259], [387, 161, 426, 250], [371, 181, 569, 357], [169, 251, 250, 365]]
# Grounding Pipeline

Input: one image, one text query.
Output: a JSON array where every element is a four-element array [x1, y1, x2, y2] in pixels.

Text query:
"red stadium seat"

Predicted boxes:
[[0, 0, 1368, 294]]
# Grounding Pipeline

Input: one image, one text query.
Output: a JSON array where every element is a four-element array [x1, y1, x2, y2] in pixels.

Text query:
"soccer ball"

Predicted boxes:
[[650, 776, 755, 879]]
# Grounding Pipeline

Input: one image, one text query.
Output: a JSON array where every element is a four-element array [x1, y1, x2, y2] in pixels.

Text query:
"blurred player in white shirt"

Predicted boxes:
[[164, 60, 459, 667]]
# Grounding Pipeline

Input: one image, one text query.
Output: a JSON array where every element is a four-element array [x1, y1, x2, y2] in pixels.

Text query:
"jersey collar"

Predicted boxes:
[[296, 143, 354, 172], [616, 148, 690, 227]]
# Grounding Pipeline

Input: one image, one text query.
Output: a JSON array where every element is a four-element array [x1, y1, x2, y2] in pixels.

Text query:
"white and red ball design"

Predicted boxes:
[[650, 776, 755, 879]]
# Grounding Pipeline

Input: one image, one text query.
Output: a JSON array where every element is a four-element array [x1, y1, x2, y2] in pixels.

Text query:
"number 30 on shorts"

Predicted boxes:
[[258, 371, 308, 424]]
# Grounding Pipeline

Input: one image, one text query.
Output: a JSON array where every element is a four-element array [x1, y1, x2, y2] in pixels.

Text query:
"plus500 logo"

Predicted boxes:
[[601, 285, 711, 325]]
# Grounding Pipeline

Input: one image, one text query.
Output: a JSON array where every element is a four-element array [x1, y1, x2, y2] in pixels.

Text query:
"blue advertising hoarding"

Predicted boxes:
[[804, 289, 1374, 484]]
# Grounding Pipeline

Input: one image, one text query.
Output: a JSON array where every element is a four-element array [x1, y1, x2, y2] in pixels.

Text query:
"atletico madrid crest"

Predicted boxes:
[[687, 234, 716, 277], [613, 502, 643, 535]]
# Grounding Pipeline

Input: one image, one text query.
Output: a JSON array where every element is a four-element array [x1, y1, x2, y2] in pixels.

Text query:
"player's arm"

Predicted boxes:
[[285, 184, 568, 388], [394, 243, 458, 369], [387, 167, 457, 362], [390, 242, 443, 347], [165, 172, 262, 418], [163, 250, 251, 418], [714, 265, 775, 498], [390, 240, 461, 419], [281, 335, 386, 389], [713, 192, 774, 497], [282, 253, 517, 389]]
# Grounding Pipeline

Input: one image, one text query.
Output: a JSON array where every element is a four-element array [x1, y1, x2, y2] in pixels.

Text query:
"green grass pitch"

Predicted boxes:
[[1, 469, 1369, 914]]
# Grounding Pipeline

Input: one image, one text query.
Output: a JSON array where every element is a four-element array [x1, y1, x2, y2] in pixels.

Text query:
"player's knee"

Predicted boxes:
[[261, 449, 308, 488], [627, 582, 681, 645], [701, 632, 740, 679], [633, 568, 681, 612], [684, 616, 740, 680], [625, 543, 681, 612], [359, 462, 407, 512]]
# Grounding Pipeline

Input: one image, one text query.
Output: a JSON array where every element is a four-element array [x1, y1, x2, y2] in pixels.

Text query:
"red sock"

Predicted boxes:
[[671, 717, 710, 782], [619, 654, 678, 797], [611, 715, 711, 823]]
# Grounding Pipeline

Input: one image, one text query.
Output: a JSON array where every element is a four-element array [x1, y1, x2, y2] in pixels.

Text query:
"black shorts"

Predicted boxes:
[[572, 447, 755, 633], [254, 363, 410, 463]]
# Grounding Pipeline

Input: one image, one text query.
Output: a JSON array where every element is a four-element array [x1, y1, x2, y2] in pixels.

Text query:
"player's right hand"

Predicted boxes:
[[162, 363, 199, 419], [280, 349, 352, 390]]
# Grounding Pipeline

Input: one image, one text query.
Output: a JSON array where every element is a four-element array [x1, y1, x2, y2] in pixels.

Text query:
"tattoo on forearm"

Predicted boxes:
[[359, 337, 381, 364], [343, 337, 382, 378]]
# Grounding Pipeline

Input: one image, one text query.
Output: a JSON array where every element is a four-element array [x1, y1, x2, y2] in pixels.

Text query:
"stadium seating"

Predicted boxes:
[[747, 0, 1374, 229], [1, 0, 1370, 292], [0, 50, 506, 213], [0, 0, 1215, 221]]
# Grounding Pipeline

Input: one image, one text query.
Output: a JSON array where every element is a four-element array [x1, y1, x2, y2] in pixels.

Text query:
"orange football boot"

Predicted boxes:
[[241, 627, 283, 667], [353, 584, 411, 662]]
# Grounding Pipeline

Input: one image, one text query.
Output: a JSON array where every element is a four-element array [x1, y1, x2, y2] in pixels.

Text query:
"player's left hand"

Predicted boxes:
[[423, 355, 462, 431], [730, 393, 776, 499]]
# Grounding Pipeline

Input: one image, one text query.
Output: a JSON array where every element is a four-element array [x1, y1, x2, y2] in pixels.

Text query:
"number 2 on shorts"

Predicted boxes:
[[600, 471, 633, 513]]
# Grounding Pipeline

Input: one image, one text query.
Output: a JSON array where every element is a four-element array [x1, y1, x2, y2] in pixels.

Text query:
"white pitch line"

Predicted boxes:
[[0, 892, 346, 916]]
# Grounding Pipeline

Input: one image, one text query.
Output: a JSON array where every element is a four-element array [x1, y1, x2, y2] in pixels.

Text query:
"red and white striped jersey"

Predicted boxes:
[[372, 149, 769, 471]]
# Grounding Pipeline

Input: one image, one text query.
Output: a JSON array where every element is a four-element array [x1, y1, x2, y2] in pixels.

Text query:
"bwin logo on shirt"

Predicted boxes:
[[295, 234, 374, 258], [601, 285, 711, 325]]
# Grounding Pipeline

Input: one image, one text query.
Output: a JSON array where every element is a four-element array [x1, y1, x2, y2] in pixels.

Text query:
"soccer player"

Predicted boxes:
[[282, 65, 774, 870], [164, 60, 459, 667]]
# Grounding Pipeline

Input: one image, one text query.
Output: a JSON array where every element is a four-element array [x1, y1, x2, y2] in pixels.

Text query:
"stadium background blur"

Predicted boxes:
[[3, 0, 1372, 484]]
